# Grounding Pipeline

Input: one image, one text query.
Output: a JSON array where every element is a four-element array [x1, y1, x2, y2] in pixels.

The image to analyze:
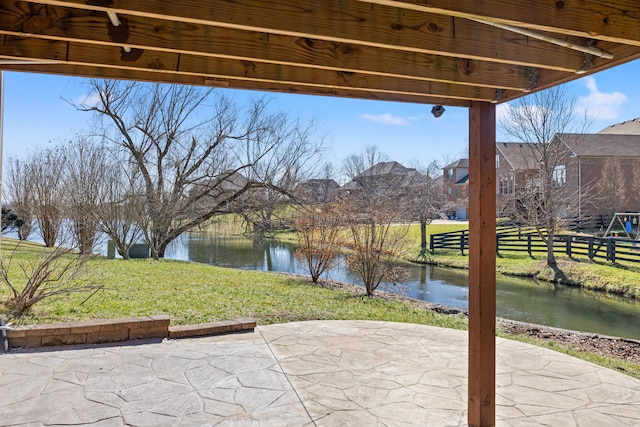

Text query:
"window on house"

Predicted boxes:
[[496, 154, 500, 169], [552, 165, 566, 188], [448, 187, 452, 195]]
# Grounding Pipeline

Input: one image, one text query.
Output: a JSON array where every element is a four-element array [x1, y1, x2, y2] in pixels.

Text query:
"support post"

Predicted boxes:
[[468, 102, 496, 427]]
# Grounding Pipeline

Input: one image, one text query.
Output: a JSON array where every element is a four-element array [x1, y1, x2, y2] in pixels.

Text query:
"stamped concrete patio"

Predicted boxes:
[[1, 320, 639, 426]]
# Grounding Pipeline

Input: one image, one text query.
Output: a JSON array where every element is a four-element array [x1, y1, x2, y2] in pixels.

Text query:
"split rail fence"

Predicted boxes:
[[429, 227, 640, 264]]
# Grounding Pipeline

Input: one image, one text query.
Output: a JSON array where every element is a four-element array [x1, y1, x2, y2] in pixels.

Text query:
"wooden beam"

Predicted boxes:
[[1, 65, 471, 107], [26, 0, 587, 71], [0, 36, 496, 102], [358, 0, 640, 47], [0, 3, 532, 90], [468, 101, 496, 427]]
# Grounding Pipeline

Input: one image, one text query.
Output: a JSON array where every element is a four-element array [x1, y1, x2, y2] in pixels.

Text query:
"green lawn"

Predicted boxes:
[[0, 239, 466, 331]]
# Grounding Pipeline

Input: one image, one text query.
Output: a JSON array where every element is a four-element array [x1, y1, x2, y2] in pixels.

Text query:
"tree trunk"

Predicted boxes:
[[546, 234, 556, 265], [420, 220, 427, 252]]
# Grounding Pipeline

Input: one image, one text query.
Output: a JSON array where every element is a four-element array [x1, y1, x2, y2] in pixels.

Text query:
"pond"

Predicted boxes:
[[165, 233, 640, 341]]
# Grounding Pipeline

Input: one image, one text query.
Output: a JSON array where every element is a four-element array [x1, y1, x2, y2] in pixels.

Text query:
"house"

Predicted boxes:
[[340, 161, 419, 194], [495, 142, 540, 215], [295, 178, 340, 202], [339, 161, 435, 220], [550, 132, 640, 219], [442, 159, 469, 219]]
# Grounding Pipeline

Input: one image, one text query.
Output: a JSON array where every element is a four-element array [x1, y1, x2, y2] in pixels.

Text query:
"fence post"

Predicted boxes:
[[611, 239, 616, 263], [496, 234, 500, 255], [607, 238, 615, 263], [430, 235, 434, 251], [527, 234, 532, 257], [588, 237, 593, 259], [460, 233, 465, 255], [566, 235, 572, 258]]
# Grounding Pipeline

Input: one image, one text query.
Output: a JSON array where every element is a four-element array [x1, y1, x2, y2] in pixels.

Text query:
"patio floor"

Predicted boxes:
[[1, 320, 639, 426]]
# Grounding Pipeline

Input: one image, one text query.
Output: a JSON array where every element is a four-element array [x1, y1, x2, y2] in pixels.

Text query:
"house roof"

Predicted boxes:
[[557, 133, 640, 157], [443, 159, 469, 169], [341, 161, 425, 190], [496, 142, 539, 170], [598, 118, 640, 135], [355, 161, 415, 178], [1, 2, 639, 107]]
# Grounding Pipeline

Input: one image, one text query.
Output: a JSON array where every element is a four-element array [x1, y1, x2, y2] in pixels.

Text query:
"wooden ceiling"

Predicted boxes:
[[1, 1, 640, 106]]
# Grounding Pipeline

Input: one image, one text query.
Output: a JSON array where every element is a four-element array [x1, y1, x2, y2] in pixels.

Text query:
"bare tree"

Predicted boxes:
[[0, 241, 101, 318], [5, 158, 34, 240], [341, 145, 390, 182], [9, 148, 68, 247], [499, 85, 590, 265], [294, 202, 343, 282], [340, 194, 410, 296], [94, 151, 145, 259], [237, 116, 323, 234], [409, 160, 445, 254], [63, 138, 112, 254], [74, 80, 323, 259]]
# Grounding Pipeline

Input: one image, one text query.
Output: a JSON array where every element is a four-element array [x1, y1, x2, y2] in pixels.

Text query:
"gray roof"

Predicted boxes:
[[355, 161, 416, 178], [442, 159, 468, 169], [496, 142, 539, 170], [598, 118, 640, 135], [557, 133, 640, 157]]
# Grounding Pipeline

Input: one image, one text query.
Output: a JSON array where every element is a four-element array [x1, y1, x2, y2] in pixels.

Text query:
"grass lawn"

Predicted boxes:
[[0, 239, 466, 332]]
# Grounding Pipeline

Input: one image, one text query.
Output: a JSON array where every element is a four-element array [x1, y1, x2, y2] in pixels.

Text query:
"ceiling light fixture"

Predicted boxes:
[[431, 105, 445, 118]]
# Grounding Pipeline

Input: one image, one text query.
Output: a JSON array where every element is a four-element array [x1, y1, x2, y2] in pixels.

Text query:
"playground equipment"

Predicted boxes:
[[602, 213, 640, 240]]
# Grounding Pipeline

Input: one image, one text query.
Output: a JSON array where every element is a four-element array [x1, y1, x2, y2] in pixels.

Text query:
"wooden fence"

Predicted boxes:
[[430, 227, 640, 264]]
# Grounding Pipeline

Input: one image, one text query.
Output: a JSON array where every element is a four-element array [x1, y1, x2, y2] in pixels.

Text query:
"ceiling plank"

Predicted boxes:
[[24, 0, 587, 71], [359, 0, 640, 47], [0, 64, 472, 107], [0, 3, 532, 90], [1, 36, 497, 102]]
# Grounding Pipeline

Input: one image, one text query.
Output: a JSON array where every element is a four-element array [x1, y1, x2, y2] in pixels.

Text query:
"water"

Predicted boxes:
[[166, 233, 640, 341]]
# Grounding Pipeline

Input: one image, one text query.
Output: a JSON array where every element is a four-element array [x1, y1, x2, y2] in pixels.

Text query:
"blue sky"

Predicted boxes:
[[3, 58, 640, 170]]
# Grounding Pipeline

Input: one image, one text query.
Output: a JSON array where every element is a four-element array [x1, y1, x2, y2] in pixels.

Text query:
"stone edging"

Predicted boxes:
[[5, 316, 256, 349]]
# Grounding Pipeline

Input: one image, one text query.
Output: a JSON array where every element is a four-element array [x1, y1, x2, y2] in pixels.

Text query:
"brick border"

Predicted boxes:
[[5, 317, 256, 349]]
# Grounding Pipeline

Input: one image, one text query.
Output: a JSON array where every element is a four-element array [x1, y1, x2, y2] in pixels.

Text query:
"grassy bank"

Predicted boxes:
[[0, 240, 466, 331], [418, 250, 640, 299], [401, 222, 640, 299]]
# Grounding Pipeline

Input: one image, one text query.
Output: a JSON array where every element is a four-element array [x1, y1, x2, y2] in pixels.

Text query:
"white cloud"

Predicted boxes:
[[576, 76, 627, 120], [360, 113, 408, 126], [75, 91, 102, 107], [496, 103, 512, 122]]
